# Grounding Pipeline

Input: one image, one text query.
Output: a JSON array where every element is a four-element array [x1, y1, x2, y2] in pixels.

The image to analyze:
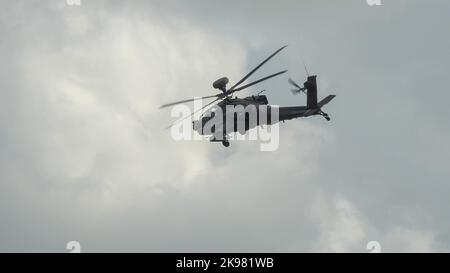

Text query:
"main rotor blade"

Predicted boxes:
[[164, 97, 221, 130], [288, 78, 301, 89], [159, 94, 219, 109], [231, 70, 288, 92], [228, 45, 287, 92]]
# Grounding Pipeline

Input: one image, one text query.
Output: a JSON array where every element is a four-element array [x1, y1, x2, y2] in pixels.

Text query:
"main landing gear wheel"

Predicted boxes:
[[222, 140, 230, 147]]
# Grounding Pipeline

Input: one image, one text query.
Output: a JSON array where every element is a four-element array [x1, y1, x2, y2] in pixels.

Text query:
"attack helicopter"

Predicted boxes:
[[160, 46, 335, 147]]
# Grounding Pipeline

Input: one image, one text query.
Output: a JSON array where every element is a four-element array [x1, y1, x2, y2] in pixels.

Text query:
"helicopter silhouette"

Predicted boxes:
[[160, 46, 335, 147]]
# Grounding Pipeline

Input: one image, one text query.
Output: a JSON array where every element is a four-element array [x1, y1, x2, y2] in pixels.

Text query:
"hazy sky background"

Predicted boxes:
[[1, 0, 450, 252]]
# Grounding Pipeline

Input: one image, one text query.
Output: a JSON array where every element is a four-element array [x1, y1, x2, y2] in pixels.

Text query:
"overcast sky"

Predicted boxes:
[[1, 0, 450, 252]]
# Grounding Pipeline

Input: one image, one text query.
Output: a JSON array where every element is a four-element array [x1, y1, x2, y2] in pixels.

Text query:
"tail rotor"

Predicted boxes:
[[288, 78, 306, 95]]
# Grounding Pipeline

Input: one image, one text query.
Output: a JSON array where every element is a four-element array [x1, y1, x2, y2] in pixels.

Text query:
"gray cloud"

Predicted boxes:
[[0, 0, 449, 252]]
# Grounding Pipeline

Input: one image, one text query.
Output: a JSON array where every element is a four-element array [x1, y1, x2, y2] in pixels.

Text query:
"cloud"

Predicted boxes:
[[313, 195, 367, 252], [1, 0, 449, 252]]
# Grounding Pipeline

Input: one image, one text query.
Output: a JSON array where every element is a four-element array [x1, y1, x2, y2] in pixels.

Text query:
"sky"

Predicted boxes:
[[0, 0, 450, 252]]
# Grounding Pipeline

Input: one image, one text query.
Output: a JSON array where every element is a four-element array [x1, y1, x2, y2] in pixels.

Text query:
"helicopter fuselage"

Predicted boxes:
[[192, 94, 333, 138]]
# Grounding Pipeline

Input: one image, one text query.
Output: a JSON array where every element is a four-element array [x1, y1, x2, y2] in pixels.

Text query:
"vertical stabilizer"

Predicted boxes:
[[305, 76, 318, 109]]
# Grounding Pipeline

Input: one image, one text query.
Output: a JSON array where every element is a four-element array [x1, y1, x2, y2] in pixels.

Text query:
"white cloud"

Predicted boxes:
[[382, 227, 435, 253], [311, 195, 367, 252]]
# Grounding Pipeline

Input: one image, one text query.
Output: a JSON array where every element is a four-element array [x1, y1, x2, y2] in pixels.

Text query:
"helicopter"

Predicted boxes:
[[160, 46, 335, 147]]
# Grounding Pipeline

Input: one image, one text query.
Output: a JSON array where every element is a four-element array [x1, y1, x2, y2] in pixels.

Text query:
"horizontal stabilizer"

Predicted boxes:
[[318, 95, 336, 108]]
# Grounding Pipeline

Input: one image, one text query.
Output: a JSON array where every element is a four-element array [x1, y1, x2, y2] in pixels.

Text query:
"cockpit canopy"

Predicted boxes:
[[201, 105, 219, 119]]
